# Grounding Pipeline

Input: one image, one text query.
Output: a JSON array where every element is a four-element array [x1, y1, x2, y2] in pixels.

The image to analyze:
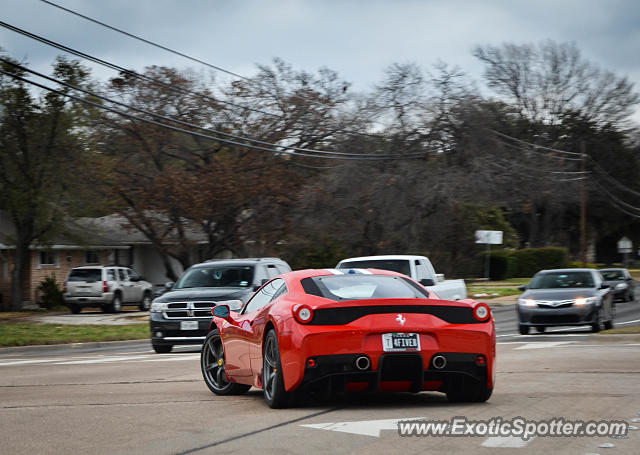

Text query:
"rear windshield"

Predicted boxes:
[[302, 275, 429, 301], [337, 259, 411, 276], [175, 265, 255, 289], [529, 271, 595, 289], [601, 270, 625, 281], [68, 269, 102, 282]]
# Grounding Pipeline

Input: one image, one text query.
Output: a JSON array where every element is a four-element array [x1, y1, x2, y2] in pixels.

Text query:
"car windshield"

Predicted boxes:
[[337, 259, 411, 276], [302, 274, 429, 301], [601, 270, 625, 281], [528, 271, 595, 289], [68, 269, 102, 282], [175, 266, 254, 289]]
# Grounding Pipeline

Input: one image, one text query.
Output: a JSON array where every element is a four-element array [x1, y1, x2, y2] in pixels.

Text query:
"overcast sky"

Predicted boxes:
[[2, 0, 640, 120]]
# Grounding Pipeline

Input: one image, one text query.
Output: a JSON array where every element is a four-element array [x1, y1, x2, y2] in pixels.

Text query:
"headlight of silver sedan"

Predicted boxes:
[[574, 297, 597, 306]]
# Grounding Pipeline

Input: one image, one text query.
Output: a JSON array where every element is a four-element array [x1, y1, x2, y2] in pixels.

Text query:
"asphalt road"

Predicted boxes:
[[2, 301, 640, 454]]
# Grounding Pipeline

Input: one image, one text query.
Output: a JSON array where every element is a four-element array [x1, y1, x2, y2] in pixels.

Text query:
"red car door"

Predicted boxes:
[[222, 280, 284, 378], [220, 314, 254, 377]]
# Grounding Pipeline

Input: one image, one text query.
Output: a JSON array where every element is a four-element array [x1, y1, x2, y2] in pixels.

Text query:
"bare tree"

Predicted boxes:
[[473, 40, 639, 126]]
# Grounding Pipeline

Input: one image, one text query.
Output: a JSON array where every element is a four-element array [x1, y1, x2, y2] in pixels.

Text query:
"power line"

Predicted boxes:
[[1, 58, 423, 159], [0, 20, 383, 141], [490, 129, 582, 156], [39, 0, 343, 113], [588, 156, 640, 198], [494, 137, 583, 161], [39, 0, 251, 82], [0, 67, 427, 161], [591, 178, 640, 214]]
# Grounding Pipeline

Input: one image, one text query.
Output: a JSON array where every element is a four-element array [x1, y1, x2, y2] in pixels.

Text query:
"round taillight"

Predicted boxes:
[[293, 305, 314, 324], [473, 303, 490, 322]]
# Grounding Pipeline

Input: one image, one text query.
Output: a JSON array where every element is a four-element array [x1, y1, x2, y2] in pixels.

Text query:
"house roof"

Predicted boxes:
[[0, 211, 207, 249]]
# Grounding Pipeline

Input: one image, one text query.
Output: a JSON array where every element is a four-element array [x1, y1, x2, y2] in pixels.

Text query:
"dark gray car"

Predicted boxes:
[[600, 268, 635, 302], [517, 268, 614, 334], [149, 258, 291, 353]]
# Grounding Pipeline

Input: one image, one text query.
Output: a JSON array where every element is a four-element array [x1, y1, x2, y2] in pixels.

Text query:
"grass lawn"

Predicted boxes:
[[0, 323, 149, 347], [601, 325, 640, 335], [467, 287, 521, 298]]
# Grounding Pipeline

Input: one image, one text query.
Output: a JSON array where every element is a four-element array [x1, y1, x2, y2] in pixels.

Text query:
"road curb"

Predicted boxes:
[[0, 338, 151, 354]]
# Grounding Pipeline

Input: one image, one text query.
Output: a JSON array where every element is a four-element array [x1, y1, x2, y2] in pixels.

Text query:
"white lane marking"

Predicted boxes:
[[301, 417, 425, 438], [514, 342, 574, 350], [556, 343, 640, 348], [481, 436, 535, 448], [142, 354, 201, 362], [53, 355, 156, 364], [598, 442, 616, 448], [617, 318, 640, 325], [0, 358, 68, 366]]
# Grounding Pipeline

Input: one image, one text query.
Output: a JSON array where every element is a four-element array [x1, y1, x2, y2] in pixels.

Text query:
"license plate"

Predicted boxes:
[[180, 321, 199, 330], [382, 333, 420, 352]]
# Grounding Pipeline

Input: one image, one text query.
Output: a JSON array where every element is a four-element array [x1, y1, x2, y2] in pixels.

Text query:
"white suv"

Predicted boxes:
[[63, 266, 153, 314]]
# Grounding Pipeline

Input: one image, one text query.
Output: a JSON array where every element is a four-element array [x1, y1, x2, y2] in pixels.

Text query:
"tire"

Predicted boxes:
[[591, 307, 602, 333], [109, 293, 122, 313], [262, 329, 294, 408], [201, 330, 251, 395], [627, 291, 634, 302], [446, 375, 493, 403], [70, 304, 81, 314], [518, 324, 530, 335], [153, 344, 173, 354], [535, 326, 546, 333], [139, 292, 152, 311]]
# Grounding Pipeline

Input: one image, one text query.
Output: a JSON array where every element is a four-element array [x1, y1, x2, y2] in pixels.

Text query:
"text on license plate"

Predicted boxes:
[[180, 321, 199, 330], [381, 333, 420, 352]]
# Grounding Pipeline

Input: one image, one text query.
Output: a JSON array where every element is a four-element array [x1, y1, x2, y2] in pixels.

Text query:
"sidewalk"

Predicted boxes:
[[4, 310, 149, 325]]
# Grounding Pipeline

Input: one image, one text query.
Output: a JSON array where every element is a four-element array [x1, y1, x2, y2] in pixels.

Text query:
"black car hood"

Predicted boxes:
[[522, 288, 597, 300], [155, 287, 253, 303]]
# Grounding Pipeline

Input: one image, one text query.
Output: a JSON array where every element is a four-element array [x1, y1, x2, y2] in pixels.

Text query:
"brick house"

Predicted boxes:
[[0, 212, 207, 309]]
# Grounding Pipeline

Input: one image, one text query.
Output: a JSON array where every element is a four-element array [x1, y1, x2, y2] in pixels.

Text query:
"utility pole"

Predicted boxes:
[[580, 142, 587, 267]]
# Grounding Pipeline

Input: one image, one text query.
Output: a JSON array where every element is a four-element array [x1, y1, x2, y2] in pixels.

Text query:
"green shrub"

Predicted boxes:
[[512, 247, 569, 277], [37, 275, 64, 310], [484, 250, 517, 281], [567, 261, 598, 269]]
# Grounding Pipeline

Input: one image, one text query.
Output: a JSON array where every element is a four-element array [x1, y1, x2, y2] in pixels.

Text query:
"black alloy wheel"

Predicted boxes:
[[201, 330, 250, 395], [262, 329, 293, 408]]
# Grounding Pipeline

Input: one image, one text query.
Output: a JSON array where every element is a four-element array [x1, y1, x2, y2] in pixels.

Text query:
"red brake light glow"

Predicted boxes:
[[102, 281, 109, 293]]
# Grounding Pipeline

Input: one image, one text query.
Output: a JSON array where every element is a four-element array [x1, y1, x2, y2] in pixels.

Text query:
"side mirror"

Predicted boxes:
[[600, 283, 610, 289], [213, 305, 230, 318], [419, 278, 435, 287], [164, 281, 175, 290], [220, 299, 243, 312], [518, 285, 527, 292]]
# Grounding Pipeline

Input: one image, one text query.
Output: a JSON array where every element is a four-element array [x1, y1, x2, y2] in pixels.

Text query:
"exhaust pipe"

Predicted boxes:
[[432, 355, 447, 369], [355, 356, 370, 371]]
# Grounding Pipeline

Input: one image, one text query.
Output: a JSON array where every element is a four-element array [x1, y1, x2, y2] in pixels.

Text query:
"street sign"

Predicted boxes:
[[617, 236, 633, 253], [475, 230, 503, 245]]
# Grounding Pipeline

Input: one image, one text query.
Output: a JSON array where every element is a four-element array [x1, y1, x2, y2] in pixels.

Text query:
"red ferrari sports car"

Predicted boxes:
[[200, 268, 495, 408]]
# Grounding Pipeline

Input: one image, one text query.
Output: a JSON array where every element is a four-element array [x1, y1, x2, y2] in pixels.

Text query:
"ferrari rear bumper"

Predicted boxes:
[[297, 352, 487, 394]]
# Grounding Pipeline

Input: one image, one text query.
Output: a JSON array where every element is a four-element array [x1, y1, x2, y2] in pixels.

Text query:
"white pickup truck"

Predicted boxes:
[[336, 254, 467, 301]]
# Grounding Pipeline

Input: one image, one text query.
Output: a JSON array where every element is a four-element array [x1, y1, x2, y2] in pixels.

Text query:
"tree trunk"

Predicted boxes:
[[10, 241, 31, 311]]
